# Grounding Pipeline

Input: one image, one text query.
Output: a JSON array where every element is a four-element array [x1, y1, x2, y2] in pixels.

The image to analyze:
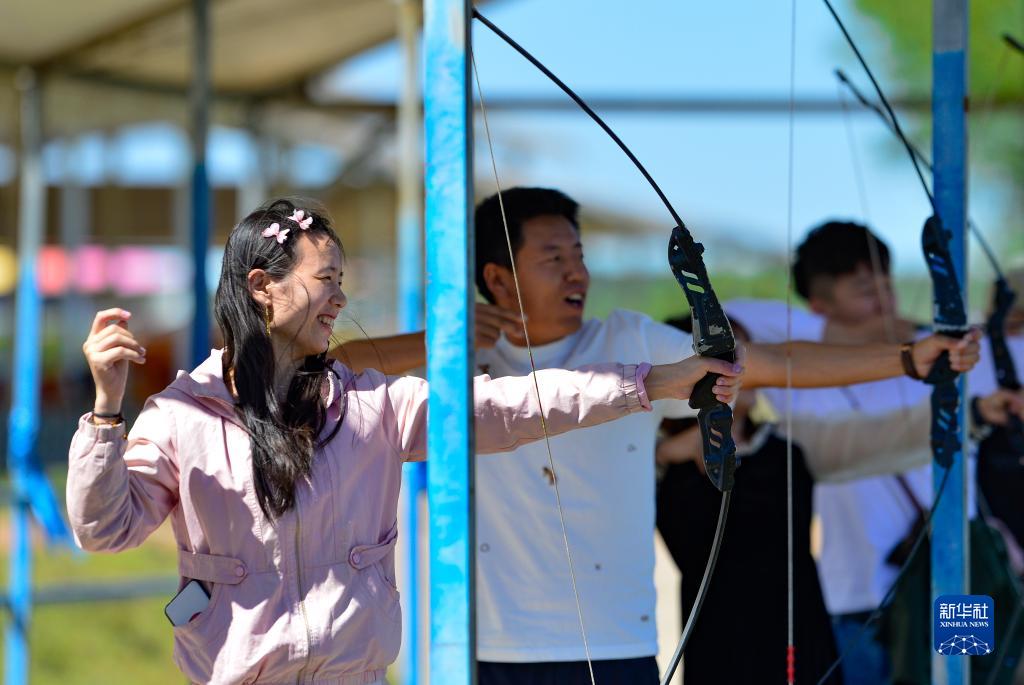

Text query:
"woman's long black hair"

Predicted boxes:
[[214, 198, 345, 520]]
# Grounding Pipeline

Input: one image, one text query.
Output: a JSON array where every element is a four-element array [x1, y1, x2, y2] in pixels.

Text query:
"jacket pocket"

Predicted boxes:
[[174, 550, 248, 632], [348, 525, 401, 608], [369, 560, 399, 599]]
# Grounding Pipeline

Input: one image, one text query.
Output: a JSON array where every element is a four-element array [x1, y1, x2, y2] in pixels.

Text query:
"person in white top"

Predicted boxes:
[[724, 220, 1024, 685], [336, 190, 980, 684]]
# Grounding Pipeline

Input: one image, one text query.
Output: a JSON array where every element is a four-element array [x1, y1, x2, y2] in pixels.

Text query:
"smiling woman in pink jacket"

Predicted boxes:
[[66, 198, 741, 685]]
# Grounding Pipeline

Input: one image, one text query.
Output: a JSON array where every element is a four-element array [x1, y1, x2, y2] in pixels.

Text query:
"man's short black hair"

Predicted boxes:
[[792, 220, 891, 301], [475, 187, 580, 303]]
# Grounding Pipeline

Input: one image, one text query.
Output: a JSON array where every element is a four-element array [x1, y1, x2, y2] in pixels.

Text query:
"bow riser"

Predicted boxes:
[[668, 226, 738, 491], [921, 214, 969, 383], [920, 215, 969, 469]]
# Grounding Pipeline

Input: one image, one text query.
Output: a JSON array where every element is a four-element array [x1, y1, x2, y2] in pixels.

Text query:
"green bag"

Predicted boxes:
[[877, 518, 1024, 685]]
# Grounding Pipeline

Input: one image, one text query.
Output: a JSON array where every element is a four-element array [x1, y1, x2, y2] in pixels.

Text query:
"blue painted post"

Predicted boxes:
[[932, 1, 970, 683], [189, 0, 212, 368], [397, 0, 424, 336], [424, 0, 475, 683], [397, 2, 426, 683], [4, 67, 44, 685], [401, 460, 426, 683]]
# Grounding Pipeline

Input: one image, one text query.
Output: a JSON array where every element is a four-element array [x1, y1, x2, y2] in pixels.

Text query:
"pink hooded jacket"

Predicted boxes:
[[66, 350, 650, 684]]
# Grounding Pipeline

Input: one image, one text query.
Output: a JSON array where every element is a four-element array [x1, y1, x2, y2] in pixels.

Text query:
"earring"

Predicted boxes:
[[264, 306, 272, 336]]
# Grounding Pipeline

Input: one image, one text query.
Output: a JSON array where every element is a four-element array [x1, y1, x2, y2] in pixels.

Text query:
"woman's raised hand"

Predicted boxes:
[[82, 309, 146, 415], [645, 345, 745, 405]]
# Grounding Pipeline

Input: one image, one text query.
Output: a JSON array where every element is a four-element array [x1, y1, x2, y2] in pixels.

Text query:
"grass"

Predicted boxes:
[[0, 469, 402, 684], [29, 597, 181, 685], [0, 467, 183, 684]]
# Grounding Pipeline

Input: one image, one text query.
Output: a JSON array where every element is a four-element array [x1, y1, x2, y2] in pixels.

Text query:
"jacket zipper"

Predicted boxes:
[[294, 504, 313, 684]]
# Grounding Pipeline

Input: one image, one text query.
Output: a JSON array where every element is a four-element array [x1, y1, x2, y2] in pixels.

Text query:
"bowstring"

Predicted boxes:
[[784, 0, 797, 681], [470, 50, 597, 685], [835, 83, 911, 418]]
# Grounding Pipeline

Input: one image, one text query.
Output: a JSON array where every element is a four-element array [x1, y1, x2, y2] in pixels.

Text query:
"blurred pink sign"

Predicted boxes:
[[0, 244, 192, 296]]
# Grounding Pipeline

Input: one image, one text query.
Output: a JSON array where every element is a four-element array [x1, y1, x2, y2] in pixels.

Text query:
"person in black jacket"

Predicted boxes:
[[656, 317, 843, 684]]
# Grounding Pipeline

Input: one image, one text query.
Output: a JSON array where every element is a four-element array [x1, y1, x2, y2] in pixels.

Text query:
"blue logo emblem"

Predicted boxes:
[[934, 595, 995, 656]]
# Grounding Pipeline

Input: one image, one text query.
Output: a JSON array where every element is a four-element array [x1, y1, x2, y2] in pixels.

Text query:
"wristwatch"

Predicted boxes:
[[900, 342, 921, 380]]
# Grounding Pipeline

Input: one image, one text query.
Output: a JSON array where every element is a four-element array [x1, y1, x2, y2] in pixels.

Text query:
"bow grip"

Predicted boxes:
[[689, 350, 736, 410], [923, 328, 969, 386]]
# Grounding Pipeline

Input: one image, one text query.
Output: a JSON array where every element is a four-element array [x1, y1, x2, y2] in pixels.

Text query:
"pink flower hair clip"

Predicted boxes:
[[288, 209, 313, 230], [262, 222, 290, 244]]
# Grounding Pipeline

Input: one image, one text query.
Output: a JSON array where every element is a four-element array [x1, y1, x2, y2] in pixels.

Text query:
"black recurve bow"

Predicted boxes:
[[471, 11, 737, 683], [836, 68, 1024, 457], [816, 2, 971, 681]]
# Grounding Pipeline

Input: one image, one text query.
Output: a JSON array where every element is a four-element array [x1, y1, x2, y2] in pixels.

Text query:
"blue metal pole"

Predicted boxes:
[[4, 67, 44, 685], [401, 460, 426, 683], [189, 0, 211, 368], [398, 3, 426, 682], [932, 1, 970, 683], [397, 0, 424, 337], [424, 0, 475, 682]]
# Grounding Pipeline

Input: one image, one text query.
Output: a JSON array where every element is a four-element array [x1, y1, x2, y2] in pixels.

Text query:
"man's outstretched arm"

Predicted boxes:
[[333, 332, 426, 375], [743, 330, 982, 389], [331, 304, 524, 374]]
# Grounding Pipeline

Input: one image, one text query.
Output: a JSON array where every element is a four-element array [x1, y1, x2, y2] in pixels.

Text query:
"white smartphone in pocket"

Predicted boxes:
[[164, 579, 211, 627]]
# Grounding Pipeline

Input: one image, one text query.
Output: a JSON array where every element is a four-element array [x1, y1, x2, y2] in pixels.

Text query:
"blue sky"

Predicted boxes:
[[326, 0, 1015, 279]]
